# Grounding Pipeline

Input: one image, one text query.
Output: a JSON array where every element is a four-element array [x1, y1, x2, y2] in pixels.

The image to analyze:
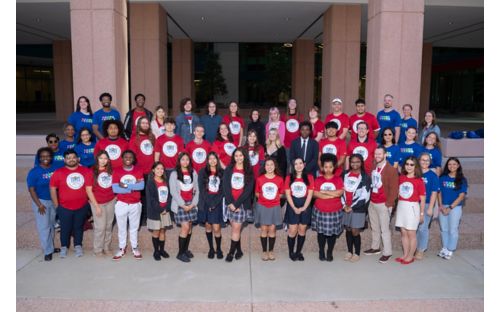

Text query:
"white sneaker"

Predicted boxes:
[[444, 250, 453, 260], [437, 248, 447, 258], [59, 246, 68, 258], [132, 248, 143, 260], [112, 248, 126, 261], [74, 245, 83, 257]]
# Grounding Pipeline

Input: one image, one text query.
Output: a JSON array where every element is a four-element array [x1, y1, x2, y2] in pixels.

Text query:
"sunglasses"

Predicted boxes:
[[405, 163, 415, 167]]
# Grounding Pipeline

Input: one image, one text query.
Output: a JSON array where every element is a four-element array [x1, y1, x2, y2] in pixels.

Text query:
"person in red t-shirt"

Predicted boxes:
[[347, 121, 377, 173], [308, 106, 324, 142], [312, 153, 344, 262], [255, 158, 284, 261], [223, 101, 245, 147], [185, 124, 211, 173], [349, 98, 380, 141], [284, 157, 314, 261], [395, 156, 426, 265], [211, 123, 237, 169], [90, 150, 116, 256], [318, 121, 347, 176], [281, 98, 303, 149], [93, 120, 128, 169], [111, 150, 145, 261], [324, 98, 350, 140], [50, 149, 98, 258], [154, 117, 185, 171], [244, 129, 265, 177]]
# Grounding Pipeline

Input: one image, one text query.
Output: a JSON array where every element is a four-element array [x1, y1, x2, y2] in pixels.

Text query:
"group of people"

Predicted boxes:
[[26, 92, 467, 265]]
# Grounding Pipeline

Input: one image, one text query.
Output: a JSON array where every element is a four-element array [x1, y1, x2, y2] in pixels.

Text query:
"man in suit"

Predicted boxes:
[[290, 121, 319, 177]]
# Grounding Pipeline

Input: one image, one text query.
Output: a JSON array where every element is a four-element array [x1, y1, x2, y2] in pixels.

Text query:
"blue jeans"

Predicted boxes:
[[416, 203, 433, 252], [31, 199, 56, 255], [438, 205, 463, 251], [57, 204, 89, 248]]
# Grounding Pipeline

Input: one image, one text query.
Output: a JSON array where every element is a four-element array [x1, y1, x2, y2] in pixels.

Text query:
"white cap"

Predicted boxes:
[[332, 98, 343, 104]]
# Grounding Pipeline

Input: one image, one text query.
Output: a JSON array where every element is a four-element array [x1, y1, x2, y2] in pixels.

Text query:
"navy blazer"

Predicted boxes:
[[289, 137, 319, 176]]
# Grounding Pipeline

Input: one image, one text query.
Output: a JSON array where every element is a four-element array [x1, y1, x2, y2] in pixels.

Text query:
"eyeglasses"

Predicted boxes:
[[405, 163, 415, 167]]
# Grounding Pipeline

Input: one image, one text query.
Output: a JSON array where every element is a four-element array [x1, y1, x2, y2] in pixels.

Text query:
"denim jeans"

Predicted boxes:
[[416, 203, 433, 252], [31, 199, 56, 255], [438, 205, 463, 251], [57, 204, 89, 248]]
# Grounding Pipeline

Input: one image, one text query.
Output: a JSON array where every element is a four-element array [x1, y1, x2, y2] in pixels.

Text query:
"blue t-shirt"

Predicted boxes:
[[92, 108, 121, 135], [377, 109, 401, 142], [439, 175, 468, 206], [399, 142, 424, 163], [59, 139, 76, 152], [398, 117, 418, 143], [425, 147, 442, 169], [422, 170, 439, 204], [75, 142, 96, 167], [34, 149, 65, 169], [385, 144, 401, 166], [68, 111, 93, 135], [26, 165, 56, 200], [200, 114, 222, 143]]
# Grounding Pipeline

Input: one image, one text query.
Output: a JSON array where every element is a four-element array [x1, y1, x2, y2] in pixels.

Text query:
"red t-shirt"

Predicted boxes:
[[325, 113, 350, 137], [94, 137, 129, 169], [319, 137, 347, 176], [281, 114, 303, 148], [370, 164, 387, 204], [154, 134, 185, 170], [311, 119, 325, 140], [398, 175, 426, 202], [112, 166, 144, 204], [50, 166, 92, 210], [178, 170, 195, 202], [154, 179, 169, 208], [314, 175, 344, 213], [230, 167, 246, 202], [343, 172, 360, 206], [347, 138, 377, 173], [223, 115, 245, 146], [212, 139, 236, 168], [128, 134, 155, 175], [247, 145, 265, 177], [131, 110, 147, 134], [186, 140, 212, 172], [349, 113, 380, 141], [256, 174, 283, 208], [284, 174, 314, 199], [207, 170, 222, 195], [92, 168, 115, 204]]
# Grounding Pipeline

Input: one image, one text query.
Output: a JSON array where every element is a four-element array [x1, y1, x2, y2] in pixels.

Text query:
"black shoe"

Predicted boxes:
[[53, 248, 61, 253], [176, 253, 191, 262], [185, 250, 194, 258], [208, 249, 215, 259], [326, 255, 334, 262], [289, 252, 297, 261], [319, 253, 326, 261], [235, 250, 243, 260], [296, 253, 305, 261], [159, 250, 169, 259], [225, 254, 234, 262], [216, 249, 223, 259], [44, 253, 53, 261], [153, 251, 161, 261]]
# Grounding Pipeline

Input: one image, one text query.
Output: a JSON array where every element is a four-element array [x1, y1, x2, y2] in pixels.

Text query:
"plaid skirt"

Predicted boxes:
[[227, 206, 247, 224], [311, 207, 344, 236], [174, 206, 198, 224]]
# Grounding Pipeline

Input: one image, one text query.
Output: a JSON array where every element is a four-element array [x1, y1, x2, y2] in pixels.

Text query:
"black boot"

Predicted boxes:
[[152, 237, 161, 261], [287, 236, 297, 261], [226, 239, 237, 262], [317, 233, 326, 261], [235, 240, 243, 260], [215, 236, 223, 259], [176, 236, 190, 262], [296, 235, 306, 261], [159, 238, 169, 258], [326, 235, 337, 262], [206, 232, 215, 259], [185, 233, 194, 258]]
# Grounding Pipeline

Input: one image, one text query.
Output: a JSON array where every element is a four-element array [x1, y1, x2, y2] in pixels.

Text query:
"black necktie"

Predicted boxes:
[[301, 139, 306, 160]]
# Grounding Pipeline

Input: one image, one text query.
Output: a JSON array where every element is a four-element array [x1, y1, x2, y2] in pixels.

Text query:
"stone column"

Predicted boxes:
[[365, 0, 425, 116], [292, 39, 315, 115], [321, 5, 361, 118], [129, 3, 168, 113], [53, 40, 74, 121], [172, 38, 194, 116], [70, 0, 129, 116], [419, 42, 433, 121]]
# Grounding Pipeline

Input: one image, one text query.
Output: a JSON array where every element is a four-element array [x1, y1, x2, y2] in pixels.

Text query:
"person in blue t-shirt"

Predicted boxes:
[[398, 126, 424, 165], [415, 152, 440, 260], [376, 94, 401, 143], [398, 104, 418, 144], [200, 100, 222, 144], [68, 96, 94, 139], [381, 127, 400, 168], [74, 128, 96, 167], [35, 134, 65, 169], [59, 123, 76, 152], [437, 157, 468, 260], [27, 147, 59, 261], [92, 92, 122, 140], [423, 131, 442, 175]]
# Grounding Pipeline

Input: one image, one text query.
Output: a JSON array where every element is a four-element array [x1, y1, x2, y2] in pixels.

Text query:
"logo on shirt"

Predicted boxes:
[[84, 148, 94, 154], [54, 155, 64, 162], [42, 172, 54, 180], [379, 115, 391, 121], [192, 147, 207, 164], [66, 172, 85, 190], [322, 144, 337, 155], [352, 120, 362, 134], [320, 182, 336, 191], [400, 122, 408, 129], [443, 181, 455, 189], [140, 140, 153, 155], [344, 176, 359, 192], [120, 174, 137, 185], [286, 119, 299, 132], [262, 182, 278, 200], [332, 118, 341, 130], [291, 181, 307, 198], [353, 146, 369, 160], [97, 172, 112, 188], [102, 115, 116, 122], [422, 177, 428, 185], [105, 144, 121, 160], [229, 121, 241, 135], [224, 142, 236, 156], [208, 175, 220, 193], [158, 186, 169, 203], [162, 141, 178, 157], [400, 147, 414, 154], [180, 174, 193, 192], [231, 173, 245, 190], [249, 150, 259, 166], [82, 117, 93, 124], [399, 182, 414, 199]]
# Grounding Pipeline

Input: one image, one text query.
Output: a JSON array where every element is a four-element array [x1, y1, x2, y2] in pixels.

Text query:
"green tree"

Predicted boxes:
[[198, 51, 227, 105]]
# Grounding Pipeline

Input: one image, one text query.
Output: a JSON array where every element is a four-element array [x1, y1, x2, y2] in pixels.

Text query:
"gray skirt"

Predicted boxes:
[[255, 203, 282, 227], [147, 212, 173, 230], [342, 211, 366, 229]]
